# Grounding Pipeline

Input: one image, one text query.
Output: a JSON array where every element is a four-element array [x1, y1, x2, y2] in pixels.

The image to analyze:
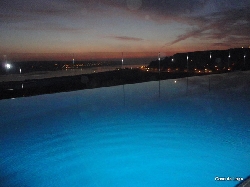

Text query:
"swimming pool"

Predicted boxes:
[[1, 72, 250, 187]]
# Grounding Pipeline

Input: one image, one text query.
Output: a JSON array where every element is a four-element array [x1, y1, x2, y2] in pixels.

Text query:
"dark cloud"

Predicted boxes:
[[1, 0, 249, 20], [0, 0, 249, 49], [0, 0, 210, 20], [0, 0, 71, 23], [205, 7, 250, 47], [170, 26, 209, 45], [211, 43, 231, 47], [141, 0, 207, 16], [109, 35, 144, 41], [14, 23, 85, 32], [168, 5, 250, 46]]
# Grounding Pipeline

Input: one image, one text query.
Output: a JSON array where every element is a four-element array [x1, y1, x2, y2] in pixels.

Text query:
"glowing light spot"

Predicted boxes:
[[5, 63, 11, 69]]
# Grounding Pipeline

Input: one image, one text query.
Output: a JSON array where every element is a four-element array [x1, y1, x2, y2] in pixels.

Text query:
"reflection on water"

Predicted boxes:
[[0, 72, 250, 187]]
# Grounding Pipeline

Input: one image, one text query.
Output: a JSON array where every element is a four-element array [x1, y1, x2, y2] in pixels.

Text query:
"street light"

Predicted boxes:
[[244, 54, 246, 67], [5, 63, 11, 70], [3, 55, 12, 72], [158, 52, 160, 73], [187, 53, 189, 72], [209, 52, 212, 72], [122, 52, 124, 69], [228, 52, 230, 70], [4, 63, 12, 74]]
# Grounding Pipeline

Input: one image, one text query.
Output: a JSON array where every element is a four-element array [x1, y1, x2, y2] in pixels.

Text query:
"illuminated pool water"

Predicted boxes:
[[1, 72, 250, 187]]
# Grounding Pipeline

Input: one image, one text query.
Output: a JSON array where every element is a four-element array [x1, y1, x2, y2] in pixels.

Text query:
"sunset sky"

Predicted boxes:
[[0, 0, 250, 60]]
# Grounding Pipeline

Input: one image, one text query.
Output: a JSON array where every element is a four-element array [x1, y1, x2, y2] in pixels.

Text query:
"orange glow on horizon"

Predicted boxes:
[[1, 44, 240, 62]]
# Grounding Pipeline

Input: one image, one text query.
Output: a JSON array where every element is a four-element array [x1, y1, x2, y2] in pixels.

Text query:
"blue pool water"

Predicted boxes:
[[1, 72, 250, 187]]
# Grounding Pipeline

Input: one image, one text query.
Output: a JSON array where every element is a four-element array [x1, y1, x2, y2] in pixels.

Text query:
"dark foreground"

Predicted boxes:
[[0, 69, 208, 99]]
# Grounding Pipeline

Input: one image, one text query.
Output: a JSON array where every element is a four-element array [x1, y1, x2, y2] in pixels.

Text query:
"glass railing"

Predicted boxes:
[[1, 49, 249, 77], [0, 49, 249, 99]]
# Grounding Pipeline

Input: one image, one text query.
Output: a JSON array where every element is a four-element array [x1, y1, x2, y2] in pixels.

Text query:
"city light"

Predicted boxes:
[[5, 63, 11, 70]]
